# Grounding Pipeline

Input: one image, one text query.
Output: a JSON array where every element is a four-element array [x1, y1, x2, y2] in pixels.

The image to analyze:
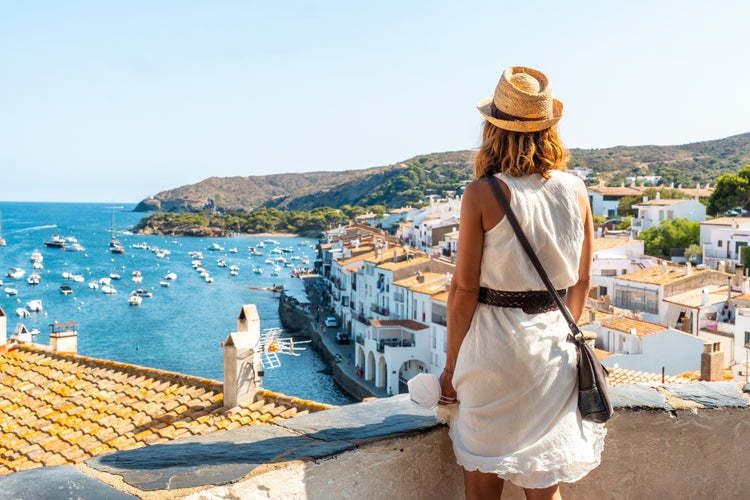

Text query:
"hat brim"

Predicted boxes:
[[477, 96, 563, 132]]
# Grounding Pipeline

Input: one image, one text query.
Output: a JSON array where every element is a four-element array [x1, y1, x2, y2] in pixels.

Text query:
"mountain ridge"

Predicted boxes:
[[135, 132, 750, 213]]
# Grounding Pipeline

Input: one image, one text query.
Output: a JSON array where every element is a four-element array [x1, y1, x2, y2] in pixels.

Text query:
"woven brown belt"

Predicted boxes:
[[478, 287, 566, 314]]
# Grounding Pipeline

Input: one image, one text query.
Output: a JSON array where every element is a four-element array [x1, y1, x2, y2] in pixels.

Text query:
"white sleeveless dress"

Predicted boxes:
[[448, 171, 606, 489]]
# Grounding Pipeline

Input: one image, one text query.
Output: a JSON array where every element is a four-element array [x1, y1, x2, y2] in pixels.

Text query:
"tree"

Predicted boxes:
[[637, 218, 700, 257], [707, 164, 750, 215], [684, 244, 702, 263]]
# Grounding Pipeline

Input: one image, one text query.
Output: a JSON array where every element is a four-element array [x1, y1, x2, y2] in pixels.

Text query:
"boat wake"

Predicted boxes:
[[5, 224, 58, 236]]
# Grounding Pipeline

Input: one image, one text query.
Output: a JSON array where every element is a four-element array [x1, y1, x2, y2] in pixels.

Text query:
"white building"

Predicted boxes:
[[591, 238, 655, 299], [630, 194, 706, 237], [597, 316, 706, 376], [355, 271, 451, 393], [700, 217, 750, 270]]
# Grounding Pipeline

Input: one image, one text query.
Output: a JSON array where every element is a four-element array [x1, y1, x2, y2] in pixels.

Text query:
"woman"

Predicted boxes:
[[439, 66, 606, 499]]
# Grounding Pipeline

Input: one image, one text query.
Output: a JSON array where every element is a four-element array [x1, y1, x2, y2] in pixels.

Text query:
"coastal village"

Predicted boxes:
[[312, 179, 750, 398], [3, 177, 750, 496]]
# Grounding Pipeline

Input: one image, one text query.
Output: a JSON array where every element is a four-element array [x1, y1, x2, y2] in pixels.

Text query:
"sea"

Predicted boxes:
[[0, 202, 353, 406]]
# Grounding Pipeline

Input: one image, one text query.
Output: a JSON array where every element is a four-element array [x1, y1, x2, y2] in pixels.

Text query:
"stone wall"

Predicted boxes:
[[190, 391, 750, 499]]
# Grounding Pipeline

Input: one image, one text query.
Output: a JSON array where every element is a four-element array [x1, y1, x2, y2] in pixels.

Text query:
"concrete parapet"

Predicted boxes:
[[4, 383, 750, 499]]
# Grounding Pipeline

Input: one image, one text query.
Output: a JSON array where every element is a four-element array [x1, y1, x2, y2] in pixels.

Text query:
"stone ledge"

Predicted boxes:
[[2, 382, 750, 498]]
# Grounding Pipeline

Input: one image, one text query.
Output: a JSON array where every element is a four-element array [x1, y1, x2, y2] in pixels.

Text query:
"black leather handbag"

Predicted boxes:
[[485, 175, 613, 423]]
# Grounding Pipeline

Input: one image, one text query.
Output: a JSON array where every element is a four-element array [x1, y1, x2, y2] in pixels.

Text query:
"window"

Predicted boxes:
[[614, 286, 658, 314], [744, 331, 750, 348], [601, 269, 617, 277]]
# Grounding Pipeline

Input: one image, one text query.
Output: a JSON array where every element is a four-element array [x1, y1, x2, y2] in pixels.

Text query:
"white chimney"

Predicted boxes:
[[701, 288, 709, 307], [685, 262, 692, 276], [662, 261, 668, 273], [655, 192, 661, 201], [49, 322, 78, 354], [224, 304, 262, 409], [0, 307, 6, 349]]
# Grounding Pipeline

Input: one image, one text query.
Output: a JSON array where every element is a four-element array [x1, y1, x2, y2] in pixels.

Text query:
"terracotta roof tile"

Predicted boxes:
[[607, 366, 692, 386], [600, 317, 666, 337], [0, 344, 332, 476]]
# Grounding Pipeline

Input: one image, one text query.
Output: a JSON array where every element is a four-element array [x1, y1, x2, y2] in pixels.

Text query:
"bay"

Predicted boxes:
[[0, 202, 353, 406]]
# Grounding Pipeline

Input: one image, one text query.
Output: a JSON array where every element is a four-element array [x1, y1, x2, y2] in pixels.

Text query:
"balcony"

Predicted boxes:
[[431, 313, 446, 326], [354, 314, 371, 326], [393, 292, 405, 303], [370, 304, 390, 316], [376, 337, 412, 352]]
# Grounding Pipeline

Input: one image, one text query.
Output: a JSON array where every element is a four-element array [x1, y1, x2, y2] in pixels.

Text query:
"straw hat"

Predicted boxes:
[[477, 66, 563, 132]]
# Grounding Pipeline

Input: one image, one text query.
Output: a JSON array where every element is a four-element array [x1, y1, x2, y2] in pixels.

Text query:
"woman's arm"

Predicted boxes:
[[439, 180, 488, 400], [565, 182, 594, 322]]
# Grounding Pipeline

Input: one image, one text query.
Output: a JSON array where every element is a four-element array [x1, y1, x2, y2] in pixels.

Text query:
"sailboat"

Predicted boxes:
[[108, 206, 125, 254]]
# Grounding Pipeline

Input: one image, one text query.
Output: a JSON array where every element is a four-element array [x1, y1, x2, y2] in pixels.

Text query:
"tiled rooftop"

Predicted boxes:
[[0, 344, 331, 476], [592, 237, 639, 252], [617, 263, 710, 285], [607, 366, 692, 386], [377, 255, 431, 271], [393, 272, 449, 295], [600, 316, 667, 337], [369, 319, 429, 331]]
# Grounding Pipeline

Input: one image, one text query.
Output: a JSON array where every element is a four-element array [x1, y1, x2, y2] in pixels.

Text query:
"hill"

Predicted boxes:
[[134, 132, 750, 213]]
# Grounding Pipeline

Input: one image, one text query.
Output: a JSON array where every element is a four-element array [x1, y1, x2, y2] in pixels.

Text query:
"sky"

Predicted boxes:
[[2, 1, 749, 203]]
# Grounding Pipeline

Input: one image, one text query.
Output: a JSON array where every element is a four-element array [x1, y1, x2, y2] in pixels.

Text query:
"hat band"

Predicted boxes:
[[491, 103, 550, 123]]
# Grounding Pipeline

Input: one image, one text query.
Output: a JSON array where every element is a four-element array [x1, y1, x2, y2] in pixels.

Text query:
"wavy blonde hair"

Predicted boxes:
[[474, 122, 569, 179]]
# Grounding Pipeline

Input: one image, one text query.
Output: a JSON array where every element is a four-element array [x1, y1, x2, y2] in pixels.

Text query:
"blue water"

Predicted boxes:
[[0, 202, 353, 406]]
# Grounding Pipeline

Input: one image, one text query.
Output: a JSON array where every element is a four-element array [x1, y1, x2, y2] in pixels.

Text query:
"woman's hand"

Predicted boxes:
[[438, 368, 457, 405]]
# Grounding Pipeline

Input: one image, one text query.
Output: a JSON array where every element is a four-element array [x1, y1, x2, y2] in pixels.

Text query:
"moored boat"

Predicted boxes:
[[26, 299, 43, 312], [128, 295, 142, 306], [6, 267, 25, 279], [59, 284, 73, 295], [43, 234, 66, 248]]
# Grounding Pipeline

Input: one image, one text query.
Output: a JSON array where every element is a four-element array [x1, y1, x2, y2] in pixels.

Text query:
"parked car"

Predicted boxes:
[[324, 316, 338, 328], [601, 219, 623, 230], [335, 331, 351, 344]]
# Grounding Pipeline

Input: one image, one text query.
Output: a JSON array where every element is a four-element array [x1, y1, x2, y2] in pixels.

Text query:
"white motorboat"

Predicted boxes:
[[208, 243, 224, 251], [65, 243, 86, 252], [252, 266, 263, 274], [30, 250, 43, 263], [217, 259, 227, 267], [27, 273, 41, 285], [128, 295, 142, 306], [98, 277, 112, 286], [72, 274, 85, 283], [163, 272, 177, 281], [101, 285, 117, 294], [26, 299, 43, 312], [7, 267, 25, 279], [110, 272, 121, 280], [32, 261, 44, 270], [133, 289, 152, 298], [4, 287, 18, 295], [132, 271, 143, 283], [16, 307, 30, 317], [88, 282, 99, 290], [229, 247, 238, 253], [159, 280, 170, 287], [43, 234, 66, 248]]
